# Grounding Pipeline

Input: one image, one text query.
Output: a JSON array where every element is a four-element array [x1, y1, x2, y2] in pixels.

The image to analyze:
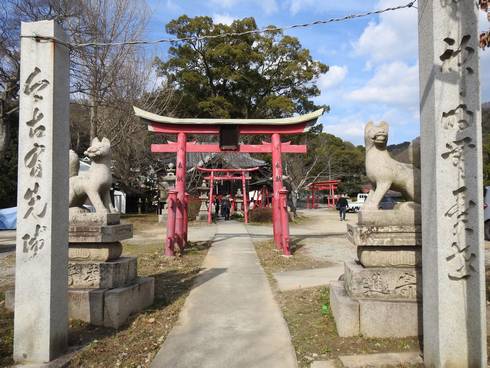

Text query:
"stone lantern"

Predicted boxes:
[[196, 179, 209, 221], [235, 188, 244, 214], [158, 162, 177, 223]]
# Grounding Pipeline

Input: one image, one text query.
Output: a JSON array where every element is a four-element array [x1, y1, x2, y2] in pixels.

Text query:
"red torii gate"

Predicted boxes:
[[197, 166, 258, 224], [307, 179, 341, 209], [134, 106, 324, 256]]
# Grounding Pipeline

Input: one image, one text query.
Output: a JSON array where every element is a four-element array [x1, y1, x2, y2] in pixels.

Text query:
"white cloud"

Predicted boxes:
[[482, 49, 490, 102], [321, 115, 367, 145], [209, 0, 239, 8], [286, 0, 371, 15], [353, 0, 417, 64], [347, 61, 419, 107], [262, 0, 279, 14], [164, 0, 182, 12], [209, 0, 278, 14], [212, 13, 236, 25], [318, 65, 348, 91], [480, 10, 489, 32]]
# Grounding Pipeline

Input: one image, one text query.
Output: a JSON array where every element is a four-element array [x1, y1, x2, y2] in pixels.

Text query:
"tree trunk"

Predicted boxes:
[[89, 98, 98, 141], [0, 98, 8, 158]]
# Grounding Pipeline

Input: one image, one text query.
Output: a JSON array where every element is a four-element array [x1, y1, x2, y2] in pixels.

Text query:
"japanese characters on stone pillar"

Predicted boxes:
[[418, 1, 486, 366], [14, 20, 70, 363]]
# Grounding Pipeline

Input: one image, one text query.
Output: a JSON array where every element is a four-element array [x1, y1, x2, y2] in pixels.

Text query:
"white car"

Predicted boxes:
[[347, 193, 368, 213]]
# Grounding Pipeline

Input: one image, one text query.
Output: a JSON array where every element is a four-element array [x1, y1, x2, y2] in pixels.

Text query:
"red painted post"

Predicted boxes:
[[242, 173, 249, 224], [165, 190, 177, 256], [271, 133, 283, 250], [279, 188, 291, 256], [175, 132, 187, 251], [208, 173, 214, 224], [183, 192, 189, 246]]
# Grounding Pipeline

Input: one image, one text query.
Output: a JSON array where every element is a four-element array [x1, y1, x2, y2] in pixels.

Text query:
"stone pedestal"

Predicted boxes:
[[235, 189, 244, 214], [331, 209, 422, 338], [67, 212, 154, 328], [196, 194, 209, 221]]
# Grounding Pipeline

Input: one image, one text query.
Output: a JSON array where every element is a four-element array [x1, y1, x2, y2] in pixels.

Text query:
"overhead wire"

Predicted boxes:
[[20, 1, 417, 50]]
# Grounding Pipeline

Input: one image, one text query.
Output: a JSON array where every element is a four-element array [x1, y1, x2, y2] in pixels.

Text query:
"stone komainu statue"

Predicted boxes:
[[69, 137, 116, 213], [363, 122, 421, 210]]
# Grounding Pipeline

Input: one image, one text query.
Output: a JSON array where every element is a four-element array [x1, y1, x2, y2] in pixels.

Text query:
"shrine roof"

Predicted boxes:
[[133, 106, 324, 129]]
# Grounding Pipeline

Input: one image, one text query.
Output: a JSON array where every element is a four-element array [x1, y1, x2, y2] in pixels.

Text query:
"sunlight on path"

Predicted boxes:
[[151, 221, 297, 368]]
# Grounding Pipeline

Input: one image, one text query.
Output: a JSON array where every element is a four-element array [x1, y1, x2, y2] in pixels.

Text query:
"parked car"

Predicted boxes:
[[379, 196, 398, 210], [347, 193, 368, 212]]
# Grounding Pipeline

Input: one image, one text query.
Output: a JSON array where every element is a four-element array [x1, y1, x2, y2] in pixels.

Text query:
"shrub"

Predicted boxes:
[[187, 197, 202, 221], [249, 207, 273, 223]]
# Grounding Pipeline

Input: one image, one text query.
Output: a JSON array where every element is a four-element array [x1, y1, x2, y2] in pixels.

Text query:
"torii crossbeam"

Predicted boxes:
[[135, 106, 324, 256]]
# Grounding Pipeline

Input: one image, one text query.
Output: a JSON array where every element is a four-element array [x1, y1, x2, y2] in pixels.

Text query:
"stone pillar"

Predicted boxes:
[[418, 1, 486, 366], [14, 20, 70, 363]]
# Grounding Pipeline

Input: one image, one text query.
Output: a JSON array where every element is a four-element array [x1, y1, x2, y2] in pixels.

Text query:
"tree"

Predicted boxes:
[[156, 15, 328, 120], [283, 131, 365, 209], [0, 0, 170, 205], [66, 0, 150, 141]]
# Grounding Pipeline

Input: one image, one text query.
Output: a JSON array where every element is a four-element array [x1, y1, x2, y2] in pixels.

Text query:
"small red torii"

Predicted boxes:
[[307, 179, 341, 209], [134, 106, 324, 256], [197, 166, 258, 224]]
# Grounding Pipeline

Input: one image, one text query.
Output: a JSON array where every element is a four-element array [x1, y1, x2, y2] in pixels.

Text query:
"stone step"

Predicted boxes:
[[69, 223, 133, 243], [358, 246, 421, 268], [68, 277, 154, 329], [330, 281, 421, 338], [6, 277, 154, 329], [68, 242, 122, 262], [69, 211, 120, 226], [344, 261, 420, 300], [338, 352, 423, 368], [68, 256, 137, 289], [347, 223, 421, 247]]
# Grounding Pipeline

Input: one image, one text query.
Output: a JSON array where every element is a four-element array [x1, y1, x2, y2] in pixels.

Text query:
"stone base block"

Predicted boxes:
[[330, 281, 421, 338], [68, 256, 137, 288], [344, 261, 420, 300], [347, 223, 421, 247], [69, 242, 122, 261], [68, 288, 106, 325], [103, 277, 154, 328], [4, 288, 14, 311], [67, 277, 154, 329], [69, 210, 120, 226], [359, 299, 421, 338], [196, 211, 208, 221], [69, 223, 133, 243], [330, 281, 360, 337], [358, 246, 421, 267], [358, 203, 420, 226]]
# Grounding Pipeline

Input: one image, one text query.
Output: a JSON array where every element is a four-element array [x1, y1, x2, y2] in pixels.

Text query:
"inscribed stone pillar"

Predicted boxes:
[[418, 1, 486, 366], [14, 20, 70, 363]]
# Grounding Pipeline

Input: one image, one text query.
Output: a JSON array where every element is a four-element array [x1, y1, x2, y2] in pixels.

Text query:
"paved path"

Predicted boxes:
[[151, 221, 297, 368]]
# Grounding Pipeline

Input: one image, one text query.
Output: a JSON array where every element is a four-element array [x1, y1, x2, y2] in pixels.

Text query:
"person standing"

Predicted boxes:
[[222, 195, 231, 221], [215, 196, 220, 219], [338, 194, 349, 221]]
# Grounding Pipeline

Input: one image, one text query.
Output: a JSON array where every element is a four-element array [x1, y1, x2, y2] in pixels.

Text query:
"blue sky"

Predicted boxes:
[[144, 0, 490, 145]]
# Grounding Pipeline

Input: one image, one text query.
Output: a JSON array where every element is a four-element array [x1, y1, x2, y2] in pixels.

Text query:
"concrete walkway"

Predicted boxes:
[[151, 221, 297, 368]]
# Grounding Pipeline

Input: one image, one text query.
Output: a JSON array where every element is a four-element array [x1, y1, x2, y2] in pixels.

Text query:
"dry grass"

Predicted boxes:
[[68, 240, 210, 367], [254, 239, 334, 273], [278, 287, 421, 367], [0, 240, 210, 368], [254, 239, 422, 368]]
